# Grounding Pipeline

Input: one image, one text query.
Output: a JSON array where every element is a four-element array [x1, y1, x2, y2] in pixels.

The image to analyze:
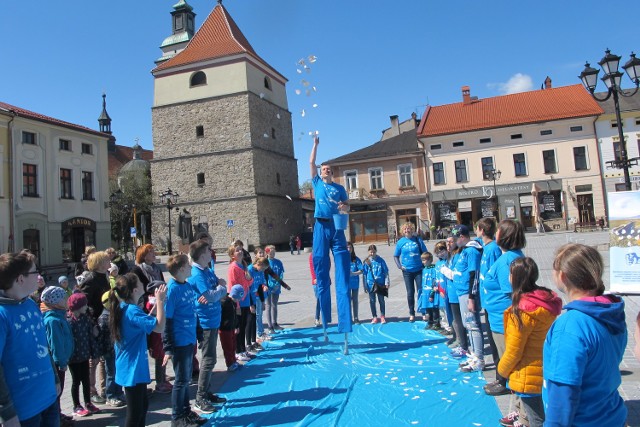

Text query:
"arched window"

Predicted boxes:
[[190, 71, 207, 87], [264, 76, 271, 90]]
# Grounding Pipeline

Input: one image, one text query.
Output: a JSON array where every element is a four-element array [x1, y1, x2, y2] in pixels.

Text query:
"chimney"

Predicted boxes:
[[462, 86, 471, 105], [389, 115, 400, 136], [544, 76, 552, 89]]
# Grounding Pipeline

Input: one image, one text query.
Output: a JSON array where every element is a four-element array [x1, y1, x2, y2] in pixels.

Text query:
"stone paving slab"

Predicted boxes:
[[58, 230, 640, 426]]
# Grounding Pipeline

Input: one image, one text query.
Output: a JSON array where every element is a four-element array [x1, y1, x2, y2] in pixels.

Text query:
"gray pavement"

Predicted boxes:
[[59, 230, 640, 426]]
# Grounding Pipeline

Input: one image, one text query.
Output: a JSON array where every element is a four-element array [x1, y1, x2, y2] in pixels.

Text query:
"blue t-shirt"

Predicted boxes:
[[362, 256, 389, 292], [267, 258, 285, 295], [115, 302, 156, 387], [445, 252, 460, 304], [394, 236, 427, 273], [312, 175, 348, 218], [418, 265, 440, 310], [189, 264, 223, 329], [248, 265, 265, 303], [165, 278, 197, 347], [479, 240, 502, 306], [481, 249, 524, 333], [452, 242, 482, 297], [349, 257, 363, 289], [0, 298, 57, 421]]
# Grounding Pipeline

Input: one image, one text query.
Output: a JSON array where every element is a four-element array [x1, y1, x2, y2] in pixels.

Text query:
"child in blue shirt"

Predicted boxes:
[[347, 242, 363, 324], [417, 252, 441, 330], [362, 245, 390, 324], [265, 246, 291, 333], [109, 273, 166, 427], [248, 257, 269, 351], [0, 251, 60, 427], [163, 254, 206, 426]]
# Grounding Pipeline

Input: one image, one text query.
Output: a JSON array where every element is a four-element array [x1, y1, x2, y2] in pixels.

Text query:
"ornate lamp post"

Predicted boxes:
[[484, 169, 501, 221], [109, 189, 124, 251], [579, 49, 640, 191], [159, 188, 179, 254]]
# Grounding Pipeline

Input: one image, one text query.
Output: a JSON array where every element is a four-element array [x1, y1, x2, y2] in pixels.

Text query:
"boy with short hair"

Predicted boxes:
[[163, 254, 206, 426], [0, 250, 60, 426], [188, 240, 227, 414], [417, 252, 441, 330]]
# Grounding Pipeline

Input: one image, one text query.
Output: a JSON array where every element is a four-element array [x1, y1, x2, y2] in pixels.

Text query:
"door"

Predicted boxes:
[[520, 206, 534, 229], [23, 229, 40, 265], [577, 194, 595, 224], [72, 228, 85, 262]]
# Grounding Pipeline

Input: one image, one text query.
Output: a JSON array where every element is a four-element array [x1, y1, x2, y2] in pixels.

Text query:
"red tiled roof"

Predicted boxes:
[[108, 145, 153, 178], [153, 4, 272, 75], [0, 101, 109, 138], [417, 84, 603, 137]]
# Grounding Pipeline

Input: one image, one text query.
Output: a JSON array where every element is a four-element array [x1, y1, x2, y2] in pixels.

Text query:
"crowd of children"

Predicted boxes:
[[0, 223, 630, 427]]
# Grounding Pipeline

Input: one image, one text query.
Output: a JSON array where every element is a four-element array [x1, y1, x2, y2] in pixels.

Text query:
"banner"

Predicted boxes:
[[608, 190, 640, 294]]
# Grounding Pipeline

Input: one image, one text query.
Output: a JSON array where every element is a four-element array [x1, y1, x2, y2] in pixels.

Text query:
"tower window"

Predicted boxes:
[[264, 77, 271, 90], [190, 71, 207, 87], [81, 143, 93, 155], [276, 173, 281, 186], [271, 128, 276, 139], [197, 173, 205, 186], [196, 126, 204, 137]]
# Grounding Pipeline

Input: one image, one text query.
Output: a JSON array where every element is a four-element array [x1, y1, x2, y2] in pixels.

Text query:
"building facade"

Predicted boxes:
[[150, 2, 302, 251], [329, 115, 428, 243], [418, 84, 606, 232], [0, 102, 111, 264]]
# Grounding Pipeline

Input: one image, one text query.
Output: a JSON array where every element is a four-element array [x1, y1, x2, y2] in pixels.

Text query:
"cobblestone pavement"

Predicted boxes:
[[58, 230, 640, 426]]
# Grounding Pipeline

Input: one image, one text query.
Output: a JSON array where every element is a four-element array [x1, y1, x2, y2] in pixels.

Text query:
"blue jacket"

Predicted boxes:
[[417, 265, 440, 311], [543, 296, 627, 427], [43, 308, 74, 370], [394, 236, 427, 273], [481, 249, 523, 333]]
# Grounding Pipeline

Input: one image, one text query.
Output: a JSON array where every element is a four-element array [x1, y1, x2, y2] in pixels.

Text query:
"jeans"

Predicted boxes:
[[171, 344, 194, 420], [124, 383, 148, 427], [350, 288, 359, 320], [256, 298, 265, 336], [449, 302, 468, 350], [520, 395, 545, 427], [20, 400, 60, 427], [402, 269, 422, 316], [458, 294, 484, 359], [197, 328, 218, 402], [265, 292, 280, 328], [312, 219, 352, 333], [368, 291, 386, 317], [104, 352, 123, 399]]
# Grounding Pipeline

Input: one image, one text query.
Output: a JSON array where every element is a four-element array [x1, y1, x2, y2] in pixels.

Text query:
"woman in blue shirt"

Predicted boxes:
[[347, 242, 364, 324], [109, 273, 166, 427], [393, 223, 427, 322]]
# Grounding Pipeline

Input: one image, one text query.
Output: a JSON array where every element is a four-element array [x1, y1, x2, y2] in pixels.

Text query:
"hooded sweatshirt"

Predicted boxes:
[[543, 295, 627, 427], [0, 293, 58, 422], [43, 308, 74, 370], [497, 289, 562, 394]]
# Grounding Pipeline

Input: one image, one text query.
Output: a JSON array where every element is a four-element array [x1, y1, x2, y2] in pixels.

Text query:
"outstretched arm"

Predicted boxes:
[[310, 136, 319, 178]]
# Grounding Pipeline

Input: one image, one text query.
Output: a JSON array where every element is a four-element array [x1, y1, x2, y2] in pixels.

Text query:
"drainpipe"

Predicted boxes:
[[7, 113, 15, 252], [591, 117, 609, 224]]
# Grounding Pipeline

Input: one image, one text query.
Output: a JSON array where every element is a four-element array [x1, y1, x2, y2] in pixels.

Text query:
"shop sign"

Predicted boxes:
[[62, 217, 96, 231]]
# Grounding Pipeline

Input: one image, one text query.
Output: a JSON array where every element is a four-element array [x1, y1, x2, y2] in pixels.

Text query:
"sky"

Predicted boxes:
[[3, 0, 640, 185]]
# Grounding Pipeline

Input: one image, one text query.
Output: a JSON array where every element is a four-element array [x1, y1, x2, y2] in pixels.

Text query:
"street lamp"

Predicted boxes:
[[109, 189, 124, 251], [484, 169, 501, 221], [159, 188, 179, 254], [579, 49, 640, 191]]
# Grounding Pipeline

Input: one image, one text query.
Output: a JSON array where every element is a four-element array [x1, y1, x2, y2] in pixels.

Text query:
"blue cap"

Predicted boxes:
[[451, 224, 470, 237], [230, 284, 245, 301]]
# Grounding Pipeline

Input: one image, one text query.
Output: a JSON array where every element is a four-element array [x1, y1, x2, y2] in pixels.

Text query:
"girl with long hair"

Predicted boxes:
[[347, 242, 363, 324]]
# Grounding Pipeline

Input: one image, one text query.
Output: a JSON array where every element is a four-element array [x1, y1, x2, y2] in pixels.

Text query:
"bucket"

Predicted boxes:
[[333, 213, 348, 230]]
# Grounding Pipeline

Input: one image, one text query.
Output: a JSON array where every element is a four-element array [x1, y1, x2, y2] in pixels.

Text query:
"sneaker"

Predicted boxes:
[[106, 398, 126, 407], [227, 362, 240, 372], [85, 402, 101, 414], [155, 382, 173, 394], [371, 317, 379, 324], [236, 353, 251, 362], [90, 394, 106, 404], [187, 410, 208, 425], [260, 333, 272, 341], [460, 358, 485, 372], [485, 380, 511, 396], [450, 346, 468, 358], [458, 357, 473, 368], [268, 328, 276, 334], [314, 319, 321, 327], [244, 351, 256, 359], [409, 315, 415, 323], [73, 406, 90, 417], [206, 392, 227, 404], [194, 399, 217, 414], [380, 316, 387, 324], [512, 421, 525, 427], [273, 324, 284, 330], [442, 327, 454, 336], [353, 318, 360, 324], [253, 342, 264, 351], [499, 411, 520, 427]]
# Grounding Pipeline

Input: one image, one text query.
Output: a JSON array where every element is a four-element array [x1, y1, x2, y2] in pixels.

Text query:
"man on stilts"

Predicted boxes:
[[309, 136, 352, 354]]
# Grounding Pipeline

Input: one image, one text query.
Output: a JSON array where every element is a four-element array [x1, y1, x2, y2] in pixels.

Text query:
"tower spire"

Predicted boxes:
[[98, 93, 112, 134]]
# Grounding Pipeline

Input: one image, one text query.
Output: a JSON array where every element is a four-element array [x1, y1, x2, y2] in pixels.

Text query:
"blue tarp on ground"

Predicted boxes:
[[207, 323, 502, 426]]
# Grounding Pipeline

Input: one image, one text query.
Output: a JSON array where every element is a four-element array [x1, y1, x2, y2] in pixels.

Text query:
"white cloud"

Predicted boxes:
[[488, 73, 534, 95]]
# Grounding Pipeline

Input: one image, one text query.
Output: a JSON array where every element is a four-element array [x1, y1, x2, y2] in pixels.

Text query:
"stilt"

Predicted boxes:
[[323, 327, 328, 343], [343, 333, 349, 355]]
